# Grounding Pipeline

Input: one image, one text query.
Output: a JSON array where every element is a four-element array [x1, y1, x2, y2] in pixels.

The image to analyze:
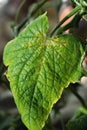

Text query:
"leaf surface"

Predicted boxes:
[[3, 13, 84, 130]]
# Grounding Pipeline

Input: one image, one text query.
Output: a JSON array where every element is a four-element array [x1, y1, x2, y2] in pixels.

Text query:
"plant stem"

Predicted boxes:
[[13, 0, 47, 37], [57, 14, 81, 35], [69, 85, 87, 109], [50, 5, 81, 37], [15, 0, 26, 24], [30, 0, 47, 16]]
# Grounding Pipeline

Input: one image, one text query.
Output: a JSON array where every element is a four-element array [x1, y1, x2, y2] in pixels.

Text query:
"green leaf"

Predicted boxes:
[[66, 107, 87, 130], [3, 13, 84, 130]]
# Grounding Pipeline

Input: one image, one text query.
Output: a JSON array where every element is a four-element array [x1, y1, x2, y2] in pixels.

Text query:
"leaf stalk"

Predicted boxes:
[[50, 5, 81, 37]]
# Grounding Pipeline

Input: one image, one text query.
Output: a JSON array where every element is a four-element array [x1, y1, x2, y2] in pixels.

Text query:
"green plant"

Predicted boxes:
[[3, 0, 87, 130]]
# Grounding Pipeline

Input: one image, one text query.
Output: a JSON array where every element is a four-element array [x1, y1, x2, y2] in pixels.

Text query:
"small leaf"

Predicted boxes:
[[66, 107, 87, 130], [3, 13, 84, 130]]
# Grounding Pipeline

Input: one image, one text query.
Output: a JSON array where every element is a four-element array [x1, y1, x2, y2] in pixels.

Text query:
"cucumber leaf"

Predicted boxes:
[[3, 13, 84, 130]]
